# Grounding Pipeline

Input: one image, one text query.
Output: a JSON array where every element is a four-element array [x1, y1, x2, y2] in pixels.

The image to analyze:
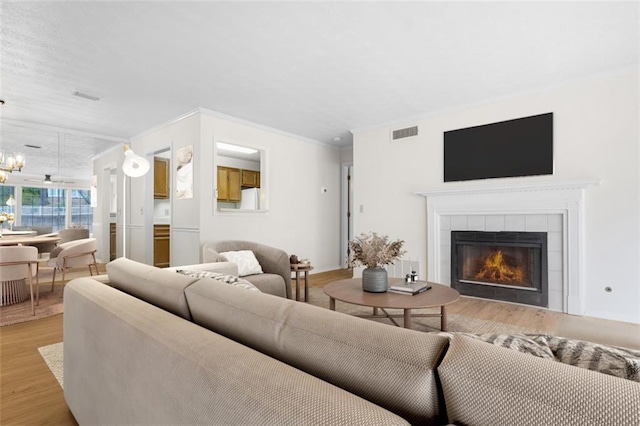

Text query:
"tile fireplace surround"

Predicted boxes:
[[416, 178, 599, 315]]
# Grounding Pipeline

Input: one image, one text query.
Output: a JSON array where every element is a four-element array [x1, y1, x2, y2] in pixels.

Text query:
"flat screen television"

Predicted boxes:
[[444, 113, 553, 182]]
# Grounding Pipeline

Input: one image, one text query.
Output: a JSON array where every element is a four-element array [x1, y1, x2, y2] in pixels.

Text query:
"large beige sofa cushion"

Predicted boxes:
[[438, 334, 640, 426], [106, 258, 198, 320], [185, 279, 449, 424], [64, 278, 410, 426]]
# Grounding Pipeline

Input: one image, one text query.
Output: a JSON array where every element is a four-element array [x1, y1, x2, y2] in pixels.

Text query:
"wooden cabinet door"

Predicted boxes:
[[153, 225, 170, 268], [241, 170, 260, 187], [154, 158, 170, 199], [228, 168, 241, 201], [217, 167, 229, 200], [110, 223, 117, 261], [217, 166, 242, 201]]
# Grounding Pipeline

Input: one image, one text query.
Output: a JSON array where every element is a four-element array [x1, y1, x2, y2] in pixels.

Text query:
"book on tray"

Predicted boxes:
[[388, 281, 432, 295]]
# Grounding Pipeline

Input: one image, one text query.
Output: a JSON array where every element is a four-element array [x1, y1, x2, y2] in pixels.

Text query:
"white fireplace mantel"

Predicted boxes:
[[415, 178, 599, 315]]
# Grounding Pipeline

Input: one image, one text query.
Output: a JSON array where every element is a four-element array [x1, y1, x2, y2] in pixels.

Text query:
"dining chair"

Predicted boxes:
[[47, 238, 99, 295], [0, 246, 40, 315], [58, 228, 90, 244]]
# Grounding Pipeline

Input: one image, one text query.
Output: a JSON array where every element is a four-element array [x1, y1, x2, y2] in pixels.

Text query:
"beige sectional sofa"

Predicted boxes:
[[63, 258, 640, 425]]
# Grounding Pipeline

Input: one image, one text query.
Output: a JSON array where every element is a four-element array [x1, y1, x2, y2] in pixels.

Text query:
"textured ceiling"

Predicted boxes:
[[0, 1, 638, 182]]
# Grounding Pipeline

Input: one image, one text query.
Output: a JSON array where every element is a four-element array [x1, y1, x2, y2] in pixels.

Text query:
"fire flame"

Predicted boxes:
[[475, 250, 524, 284]]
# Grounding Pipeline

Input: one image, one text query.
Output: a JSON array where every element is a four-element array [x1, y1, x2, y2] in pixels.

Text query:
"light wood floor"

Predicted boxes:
[[311, 270, 640, 349], [2, 268, 638, 425], [310, 269, 566, 331]]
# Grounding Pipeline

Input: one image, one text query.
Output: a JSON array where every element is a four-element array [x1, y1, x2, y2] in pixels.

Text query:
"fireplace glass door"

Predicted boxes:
[[451, 231, 548, 307], [460, 244, 534, 289]]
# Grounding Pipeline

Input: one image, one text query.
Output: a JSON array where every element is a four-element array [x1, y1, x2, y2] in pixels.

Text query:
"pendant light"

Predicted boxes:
[[122, 145, 150, 177]]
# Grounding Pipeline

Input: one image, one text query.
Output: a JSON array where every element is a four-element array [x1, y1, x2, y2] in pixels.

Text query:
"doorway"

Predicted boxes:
[[340, 163, 353, 268]]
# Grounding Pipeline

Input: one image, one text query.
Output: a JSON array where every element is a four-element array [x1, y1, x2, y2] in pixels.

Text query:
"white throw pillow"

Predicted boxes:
[[218, 250, 263, 276]]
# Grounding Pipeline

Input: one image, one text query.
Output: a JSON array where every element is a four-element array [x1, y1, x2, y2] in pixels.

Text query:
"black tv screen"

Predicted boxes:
[[444, 113, 553, 182]]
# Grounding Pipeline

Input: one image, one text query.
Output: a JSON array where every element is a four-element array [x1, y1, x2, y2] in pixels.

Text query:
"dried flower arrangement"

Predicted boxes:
[[348, 232, 406, 269]]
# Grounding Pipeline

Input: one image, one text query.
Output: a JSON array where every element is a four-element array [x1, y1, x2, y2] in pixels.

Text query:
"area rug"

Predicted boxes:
[[1, 283, 64, 326], [1, 265, 104, 327], [306, 287, 536, 334], [38, 342, 64, 388]]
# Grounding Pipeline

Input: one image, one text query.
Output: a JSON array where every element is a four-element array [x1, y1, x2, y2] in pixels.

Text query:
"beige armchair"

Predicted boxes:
[[47, 238, 98, 294], [209, 241, 292, 299], [0, 246, 40, 315]]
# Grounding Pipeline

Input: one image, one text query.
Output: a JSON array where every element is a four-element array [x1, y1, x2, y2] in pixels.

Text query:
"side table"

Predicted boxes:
[[290, 263, 313, 302]]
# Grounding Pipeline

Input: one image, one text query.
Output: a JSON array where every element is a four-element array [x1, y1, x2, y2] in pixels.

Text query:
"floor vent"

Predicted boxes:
[[391, 125, 418, 141]]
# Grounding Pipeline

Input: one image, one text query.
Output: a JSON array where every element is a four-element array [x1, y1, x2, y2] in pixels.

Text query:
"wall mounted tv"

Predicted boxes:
[[444, 112, 553, 182]]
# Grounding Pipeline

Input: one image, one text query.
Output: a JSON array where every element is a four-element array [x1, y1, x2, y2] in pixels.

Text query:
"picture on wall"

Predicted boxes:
[[176, 145, 194, 199]]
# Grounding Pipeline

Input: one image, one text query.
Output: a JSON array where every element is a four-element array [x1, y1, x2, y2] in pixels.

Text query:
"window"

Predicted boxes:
[[0, 186, 16, 213], [21, 187, 67, 232], [1, 184, 94, 234], [70, 189, 93, 233]]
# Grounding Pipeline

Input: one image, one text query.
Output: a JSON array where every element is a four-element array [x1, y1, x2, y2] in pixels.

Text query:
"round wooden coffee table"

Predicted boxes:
[[323, 278, 460, 331]]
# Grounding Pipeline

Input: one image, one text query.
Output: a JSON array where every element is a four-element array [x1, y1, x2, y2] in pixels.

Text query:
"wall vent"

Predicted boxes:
[[391, 125, 418, 141]]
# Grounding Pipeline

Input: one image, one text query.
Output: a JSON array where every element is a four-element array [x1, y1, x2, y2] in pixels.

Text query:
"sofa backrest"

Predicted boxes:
[[184, 278, 450, 424], [106, 258, 198, 320], [64, 278, 411, 426]]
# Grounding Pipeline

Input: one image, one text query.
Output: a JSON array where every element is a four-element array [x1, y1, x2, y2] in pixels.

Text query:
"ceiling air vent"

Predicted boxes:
[[72, 90, 101, 101], [391, 125, 418, 141]]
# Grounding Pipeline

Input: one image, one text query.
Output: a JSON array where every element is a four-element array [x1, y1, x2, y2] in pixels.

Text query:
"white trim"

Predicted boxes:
[[198, 107, 336, 148], [417, 178, 599, 316], [91, 143, 124, 162], [414, 178, 599, 197], [131, 107, 337, 149], [170, 226, 201, 233], [129, 109, 202, 140]]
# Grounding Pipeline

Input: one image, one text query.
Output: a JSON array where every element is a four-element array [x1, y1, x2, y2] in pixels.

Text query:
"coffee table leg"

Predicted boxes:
[[295, 271, 300, 301], [441, 306, 447, 331], [404, 309, 412, 329], [329, 297, 335, 311], [304, 270, 309, 302]]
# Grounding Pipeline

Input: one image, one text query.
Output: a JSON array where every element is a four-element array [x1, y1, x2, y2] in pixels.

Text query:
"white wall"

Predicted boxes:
[[352, 68, 639, 323], [129, 112, 202, 266], [114, 109, 343, 272], [92, 145, 121, 263], [199, 110, 343, 272]]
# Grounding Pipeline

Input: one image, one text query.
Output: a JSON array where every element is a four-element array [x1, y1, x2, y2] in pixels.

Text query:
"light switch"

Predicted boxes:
[[359, 205, 364, 213]]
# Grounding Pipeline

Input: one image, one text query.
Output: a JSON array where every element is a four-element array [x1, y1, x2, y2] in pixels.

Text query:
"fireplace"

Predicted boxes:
[[451, 231, 548, 307]]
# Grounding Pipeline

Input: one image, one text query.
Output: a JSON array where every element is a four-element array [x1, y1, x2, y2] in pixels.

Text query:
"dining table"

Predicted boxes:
[[0, 233, 60, 246]]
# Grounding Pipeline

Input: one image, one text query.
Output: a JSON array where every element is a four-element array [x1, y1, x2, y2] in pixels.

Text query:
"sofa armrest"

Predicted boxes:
[[167, 262, 239, 277], [438, 334, 640, 425]]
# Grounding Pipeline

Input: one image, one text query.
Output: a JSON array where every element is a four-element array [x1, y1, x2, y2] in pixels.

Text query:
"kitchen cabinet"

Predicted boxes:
[[153, 224, 170, 268], [154, 157, 170, 199], [217, 166, 241, 202], [241, 169, 260, 188], [110, 223, 117, 261]]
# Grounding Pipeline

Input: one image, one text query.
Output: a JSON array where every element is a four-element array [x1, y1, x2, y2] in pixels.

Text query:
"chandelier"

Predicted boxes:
[[0, 150, 26, 184]]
